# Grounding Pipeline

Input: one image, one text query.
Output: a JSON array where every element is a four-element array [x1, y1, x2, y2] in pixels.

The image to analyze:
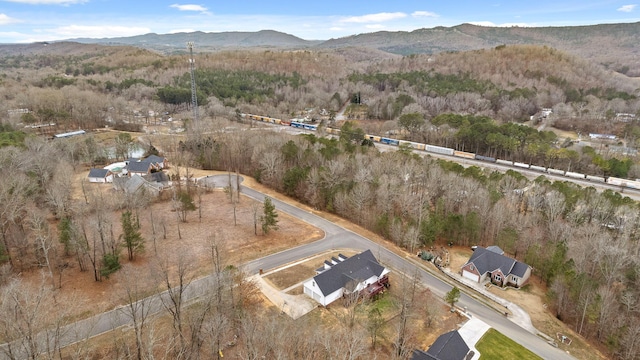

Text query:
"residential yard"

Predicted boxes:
[[448, 247, 607, 360], [476, 328, 542, 360], [261, 249, 466, 355], [16, 126, 608, 358], [262, 250, 360, 292], [322, 272, 465, 355]]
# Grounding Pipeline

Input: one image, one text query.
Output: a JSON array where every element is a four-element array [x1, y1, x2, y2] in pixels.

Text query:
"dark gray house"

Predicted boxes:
[[461, 246, 531, 287], [412, 330, 471, 360]]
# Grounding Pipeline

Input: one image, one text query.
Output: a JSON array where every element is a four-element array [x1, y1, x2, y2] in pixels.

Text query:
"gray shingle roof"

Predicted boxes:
[[486, 245, 504, 255], [144, 155, 165, 164], [143, 171, 169, 183], [127, 161, 153, 173], [511, 261, 530, 278], [313, 249, 385, 296], [88, 168, 110, 178], [417, 330, 469, 360], [466, 246, 530, 278], [411, 349, 437, 360], [123, 175, 146, 193]]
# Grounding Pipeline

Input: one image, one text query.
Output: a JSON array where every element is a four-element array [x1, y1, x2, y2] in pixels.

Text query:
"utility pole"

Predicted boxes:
[[187, 41, 199, 130]]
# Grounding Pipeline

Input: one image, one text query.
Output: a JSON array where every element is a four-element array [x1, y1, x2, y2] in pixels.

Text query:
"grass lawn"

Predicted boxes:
[[476, 329, 542, 360]]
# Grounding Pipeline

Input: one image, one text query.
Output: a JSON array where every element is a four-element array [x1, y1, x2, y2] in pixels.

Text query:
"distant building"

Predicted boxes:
[[589, 133, 617, 141], [615, 113, 636, 122], [7, 108, 30, 116], [87, 168, 114, 183], [54, 130, 86, 139]]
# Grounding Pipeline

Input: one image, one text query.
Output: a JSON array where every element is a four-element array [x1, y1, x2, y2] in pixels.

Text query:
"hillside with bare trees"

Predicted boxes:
[[0, 40, 639, 358]]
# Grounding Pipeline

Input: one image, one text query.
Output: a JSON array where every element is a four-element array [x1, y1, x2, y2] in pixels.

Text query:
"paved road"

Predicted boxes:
[[1, 175, 573, 360], [238, 184, 574, 360]]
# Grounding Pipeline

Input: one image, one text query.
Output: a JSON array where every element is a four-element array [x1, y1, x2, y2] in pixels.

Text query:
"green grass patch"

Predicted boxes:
[[476, 329, 542, 360], [369, 292, 395, 313]]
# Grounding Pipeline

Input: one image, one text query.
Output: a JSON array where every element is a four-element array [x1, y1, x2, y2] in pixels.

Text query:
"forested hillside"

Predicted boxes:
[[70, 22, 640, 76], [0, 41, 639, 358], [321, 22, 640, 76]]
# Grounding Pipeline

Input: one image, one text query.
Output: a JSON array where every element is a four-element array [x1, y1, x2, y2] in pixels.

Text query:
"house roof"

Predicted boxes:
[[313, 249, 385, 296], [127, 161, 153, 173], [143, 171, 169, 184], [511, 261, 530, 278], [465, 247, 530, 278], [486, 245, 504, 255], [411, 349, 436, 360], [144, 155, 165, 164], [88, 168, 110, 178], [412, 330, 469, 360], [123, 175, 146, 193]]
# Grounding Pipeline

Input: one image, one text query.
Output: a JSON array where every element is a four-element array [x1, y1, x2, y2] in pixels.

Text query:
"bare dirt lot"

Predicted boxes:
[[21, 169, 324, 321]]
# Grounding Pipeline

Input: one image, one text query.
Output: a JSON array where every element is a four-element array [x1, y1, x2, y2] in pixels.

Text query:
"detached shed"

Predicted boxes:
[[87, 168, 113, 183]]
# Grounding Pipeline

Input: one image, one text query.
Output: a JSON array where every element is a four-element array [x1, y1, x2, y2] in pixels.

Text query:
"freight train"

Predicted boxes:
[[242, 113, 640, 191]]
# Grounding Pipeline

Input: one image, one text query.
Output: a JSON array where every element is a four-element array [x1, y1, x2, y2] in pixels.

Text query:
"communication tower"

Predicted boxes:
[[187, 41, 199, 127]]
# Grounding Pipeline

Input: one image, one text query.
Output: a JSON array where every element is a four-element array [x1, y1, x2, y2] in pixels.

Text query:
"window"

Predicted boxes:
[[494, 274, 502, 282], [470, 265, 474, 271]]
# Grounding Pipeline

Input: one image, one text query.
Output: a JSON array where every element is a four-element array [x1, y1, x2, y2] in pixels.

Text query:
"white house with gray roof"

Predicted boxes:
[[303, 250, 390, 307], [461, 246, 531, 287], [87, 168, 114, 183]]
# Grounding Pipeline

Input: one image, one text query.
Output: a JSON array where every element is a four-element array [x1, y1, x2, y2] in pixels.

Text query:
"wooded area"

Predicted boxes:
[[0, 42, 639, 358]]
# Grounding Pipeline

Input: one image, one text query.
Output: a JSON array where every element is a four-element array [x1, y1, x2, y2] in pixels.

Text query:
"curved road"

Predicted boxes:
[[1, 175, 573, 360], [238, 183, 573, 360]]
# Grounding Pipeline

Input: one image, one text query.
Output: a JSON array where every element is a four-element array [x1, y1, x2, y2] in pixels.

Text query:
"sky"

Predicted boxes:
[[0, 1, 639, 43]]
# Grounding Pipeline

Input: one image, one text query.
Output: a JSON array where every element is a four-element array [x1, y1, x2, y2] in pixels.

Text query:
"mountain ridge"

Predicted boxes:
[[29, 21, 640, 75]]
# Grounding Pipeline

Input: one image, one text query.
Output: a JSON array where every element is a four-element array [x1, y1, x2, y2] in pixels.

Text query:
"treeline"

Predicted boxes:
[[348, 45, 640, 135], [179, 127, 640, 359], [394, 112, 637, 178], [0, 127, 434, 359], [176, 69, 305, 105], [4, 43, 640, 144]]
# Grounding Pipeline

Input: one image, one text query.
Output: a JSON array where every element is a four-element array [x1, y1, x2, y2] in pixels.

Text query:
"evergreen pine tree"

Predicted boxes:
[[261, 197, 279, 235]]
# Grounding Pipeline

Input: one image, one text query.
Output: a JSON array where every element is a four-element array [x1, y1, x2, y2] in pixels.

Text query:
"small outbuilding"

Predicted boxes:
[[87, 168, 114, 183]]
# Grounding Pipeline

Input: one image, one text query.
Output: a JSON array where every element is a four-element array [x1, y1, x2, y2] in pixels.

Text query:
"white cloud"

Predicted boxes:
[[618, 4, 637, 12], [329, 27, 344, 31], [53, 25, 151, 38], [341, 12, 406, 23], [3, 0, 87, 4], [365, 24, 385, 29], [0, 14, 21, 25], [170, 4, 209, 14], [412, 11, 438, 18]]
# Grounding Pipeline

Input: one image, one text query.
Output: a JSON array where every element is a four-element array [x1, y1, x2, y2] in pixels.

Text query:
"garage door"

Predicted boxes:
[[462, 270, 479, 283], [304, 285, 323, 303]]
